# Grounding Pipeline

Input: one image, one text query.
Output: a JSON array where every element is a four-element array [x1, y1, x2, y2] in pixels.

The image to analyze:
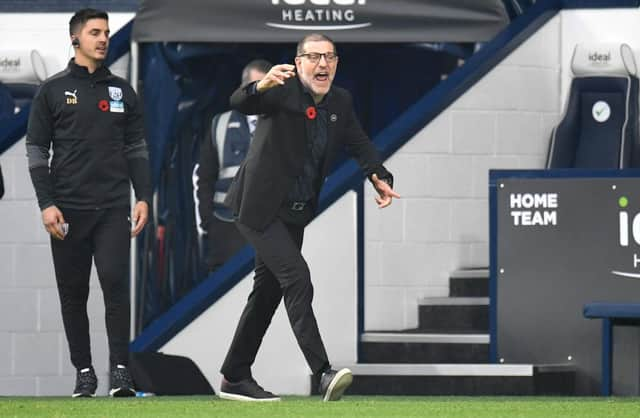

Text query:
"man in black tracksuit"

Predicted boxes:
[[26, 9, 151, 398]]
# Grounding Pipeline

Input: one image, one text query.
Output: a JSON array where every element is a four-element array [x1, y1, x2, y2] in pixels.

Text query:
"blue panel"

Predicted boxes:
[[105, 19, 133, 67], [489, 169, 500, 363], [0, 103, 30, 154], [563, 0, 640, 8], [356, 184, 365, 362], [490, 168, 640, 179], [584, 302, 640, 318], [602, 318, 612, 396]]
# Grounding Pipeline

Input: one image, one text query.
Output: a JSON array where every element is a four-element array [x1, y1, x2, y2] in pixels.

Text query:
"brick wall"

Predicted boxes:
[[364, 16, 562, 330]]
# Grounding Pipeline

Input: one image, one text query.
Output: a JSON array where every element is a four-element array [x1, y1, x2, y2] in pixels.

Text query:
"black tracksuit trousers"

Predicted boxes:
[[220, 217, 331, 381], [50, 207, 131, 370]]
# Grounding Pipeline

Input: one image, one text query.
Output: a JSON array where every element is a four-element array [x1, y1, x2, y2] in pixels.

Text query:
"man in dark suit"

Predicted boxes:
[[219, 34, 399, 402]]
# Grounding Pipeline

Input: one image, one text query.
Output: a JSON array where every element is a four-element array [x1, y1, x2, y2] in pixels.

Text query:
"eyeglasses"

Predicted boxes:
[[298, 52, 338, 64]]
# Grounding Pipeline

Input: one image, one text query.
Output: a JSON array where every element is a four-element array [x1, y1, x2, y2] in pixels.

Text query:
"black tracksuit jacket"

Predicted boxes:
[[26, 59, 151, 210]]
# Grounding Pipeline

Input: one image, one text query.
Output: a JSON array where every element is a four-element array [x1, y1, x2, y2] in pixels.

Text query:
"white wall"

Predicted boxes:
[[364, 7, 640, 331], [161, 193, 358, 396], [0, 12, 133, 396], [364, 16, 562, 330]]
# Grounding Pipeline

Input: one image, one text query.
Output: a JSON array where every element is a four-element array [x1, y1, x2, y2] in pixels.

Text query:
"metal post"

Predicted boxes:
[[129, 40, 139, 341], [356, 184, 365, 362], [602, 318, 613, 396]]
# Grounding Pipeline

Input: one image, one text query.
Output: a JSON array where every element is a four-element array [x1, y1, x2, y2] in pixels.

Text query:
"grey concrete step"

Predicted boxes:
[[450, 269, 489, 297], [362, 332, 489, 344], [360, 332, 489, 364], [311, 364, 575, 396], [418, 297, 489, 332]]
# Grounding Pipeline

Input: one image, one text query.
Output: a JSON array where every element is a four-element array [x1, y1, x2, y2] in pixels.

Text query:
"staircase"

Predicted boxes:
[[312, 268, 575, 396]]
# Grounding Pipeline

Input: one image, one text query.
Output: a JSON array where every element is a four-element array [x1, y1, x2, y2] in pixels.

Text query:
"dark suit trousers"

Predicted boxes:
[[220, 218, 330, 381]]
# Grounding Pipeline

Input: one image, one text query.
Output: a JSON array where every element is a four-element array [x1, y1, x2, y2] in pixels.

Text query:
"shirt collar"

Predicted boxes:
[[298, 78, 331, 107], [67, 58, 111, 81], [246, 115, 258, 133]]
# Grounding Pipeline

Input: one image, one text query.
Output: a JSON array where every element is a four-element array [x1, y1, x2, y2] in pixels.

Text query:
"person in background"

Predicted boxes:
[[26, 8, 152, 398], [194, 59, 272, 273]]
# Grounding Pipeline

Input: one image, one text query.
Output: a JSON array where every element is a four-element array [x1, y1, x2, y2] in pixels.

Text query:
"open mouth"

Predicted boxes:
[[314, 72, 329, 82]]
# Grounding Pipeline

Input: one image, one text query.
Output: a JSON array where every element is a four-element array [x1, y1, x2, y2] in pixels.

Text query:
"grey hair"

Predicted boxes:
[[296, 33, 336, 56]]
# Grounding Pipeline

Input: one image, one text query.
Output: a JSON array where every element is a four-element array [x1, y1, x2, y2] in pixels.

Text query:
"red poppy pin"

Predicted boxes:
[[98, 100, 109, 112], [305, 106, 317, 120]]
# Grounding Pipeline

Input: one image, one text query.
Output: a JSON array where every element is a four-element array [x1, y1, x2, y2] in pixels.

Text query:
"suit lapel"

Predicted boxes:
[[322, 90, 340, 176]]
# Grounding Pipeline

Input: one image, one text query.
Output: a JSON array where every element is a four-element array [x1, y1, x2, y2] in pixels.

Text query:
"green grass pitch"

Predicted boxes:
[[2, 396, 640, 418]]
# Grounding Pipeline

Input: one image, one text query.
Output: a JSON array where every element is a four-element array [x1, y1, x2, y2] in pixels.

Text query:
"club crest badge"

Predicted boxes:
[[108, 86, 123, 101]]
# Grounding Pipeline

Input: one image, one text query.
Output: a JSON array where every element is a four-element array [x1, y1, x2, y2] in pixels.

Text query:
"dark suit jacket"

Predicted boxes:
[[225, 77, 390, 231]]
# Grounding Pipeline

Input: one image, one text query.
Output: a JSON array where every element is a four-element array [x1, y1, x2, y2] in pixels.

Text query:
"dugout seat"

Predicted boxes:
[[546, 43, 639, 168], [0, 82, 14, 118], [0, 49, 47, 112], [583, 302, 640, 396]]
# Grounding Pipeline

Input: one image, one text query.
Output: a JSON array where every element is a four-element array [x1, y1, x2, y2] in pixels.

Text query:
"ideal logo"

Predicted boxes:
[[268, 0, 370, 30], [618, 196, 640, 247], [612, 196, 640, 279], [509, 193, 558, 226], [0, 57, 21, 73], [588, 51, 611, 65]]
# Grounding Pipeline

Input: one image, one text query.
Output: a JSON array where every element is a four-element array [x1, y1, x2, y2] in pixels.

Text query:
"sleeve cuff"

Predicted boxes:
[[136, 197, 152, 207], [368, 166, 394, 189], [39, 201, 56, 211], [246, 81, 259, 95]]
